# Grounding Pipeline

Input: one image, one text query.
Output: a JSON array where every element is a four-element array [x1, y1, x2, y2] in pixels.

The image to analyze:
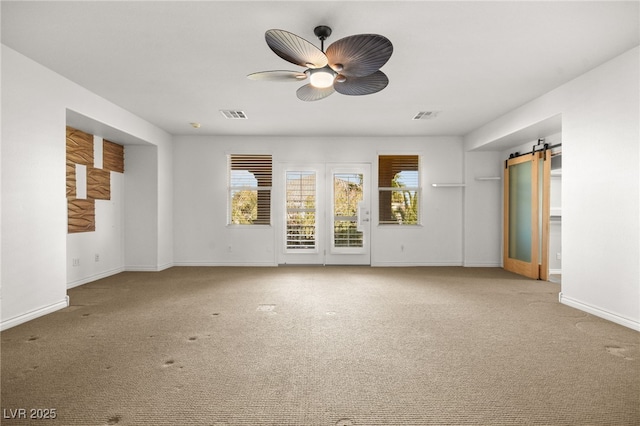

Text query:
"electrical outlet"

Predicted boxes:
[[556, 253, 562, 260], [72, 258, 80, 267], [95, 254, 100, 262]]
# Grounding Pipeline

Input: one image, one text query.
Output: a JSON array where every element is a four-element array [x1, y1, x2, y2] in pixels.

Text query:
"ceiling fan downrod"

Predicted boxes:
[[313, 25, 332, 52]]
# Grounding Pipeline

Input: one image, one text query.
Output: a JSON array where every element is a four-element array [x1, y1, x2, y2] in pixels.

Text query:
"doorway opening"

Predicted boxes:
[[503, 142, 561, 280]]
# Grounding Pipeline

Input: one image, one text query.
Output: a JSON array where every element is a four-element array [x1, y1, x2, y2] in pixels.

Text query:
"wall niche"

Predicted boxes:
[[66, 126, 124, 233]]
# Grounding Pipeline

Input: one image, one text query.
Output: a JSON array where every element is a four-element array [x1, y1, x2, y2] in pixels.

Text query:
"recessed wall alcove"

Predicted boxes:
[[65, 109, 155, 288]]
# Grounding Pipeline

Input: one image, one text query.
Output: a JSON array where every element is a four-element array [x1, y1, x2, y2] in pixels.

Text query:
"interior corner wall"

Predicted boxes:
[[463, 151, 503, 267], [124, 145, 159, 270], [157, 140, 174, 271], [1, 45, 173, 330], [463, 46, 640, 330]]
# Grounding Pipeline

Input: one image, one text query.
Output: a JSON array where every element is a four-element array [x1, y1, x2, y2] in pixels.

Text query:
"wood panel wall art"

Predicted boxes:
[[66, 161, 77, 199], [66, 127, 94, 198], [68, 198, 96, 233], [103, 140, 125, 173], [66, 127, 94, 165], [87, 168, 111, 200], [66, 126, 124, 233]]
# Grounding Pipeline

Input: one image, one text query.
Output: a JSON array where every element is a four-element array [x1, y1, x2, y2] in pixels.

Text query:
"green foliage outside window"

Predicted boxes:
[[390, 174, 418, 224], [231, 190, 257, 224]]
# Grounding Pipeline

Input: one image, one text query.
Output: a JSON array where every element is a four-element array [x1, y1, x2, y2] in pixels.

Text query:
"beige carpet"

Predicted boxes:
[[1, 267, 639, 425]]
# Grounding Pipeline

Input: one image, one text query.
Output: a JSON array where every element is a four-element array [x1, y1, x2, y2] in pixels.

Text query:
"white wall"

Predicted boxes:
[[157, 140, 174, 270], [124, 145, 159, 270], [549, 170, 562, 274], [1, 45, 173, 329], [464, 151, 503, 266], [173, 136, 464, 267], [464, 46, 640, 330], [67, 172, 125, 287], [1, 47, 67, 327]]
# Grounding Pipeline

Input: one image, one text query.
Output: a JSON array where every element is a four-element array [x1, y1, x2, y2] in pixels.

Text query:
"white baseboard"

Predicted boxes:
[[67, 267, 125, 289], [549, 269, 562, 275], [463, 262, 502, 267], [125, 262, 177, 272], [559, 293, 640, 331], [172, 261, 277, 267], [125, 265, 161, 272], [69, 264, 174, 287], [156, 262, 174, 271], [1, 297, 69, 331], [371, 261, 464, 267]]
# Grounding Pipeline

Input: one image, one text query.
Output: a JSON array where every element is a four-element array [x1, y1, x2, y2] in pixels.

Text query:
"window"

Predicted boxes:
[[228, 155, 272, 225], [333, 173, 364, 247], [285, 171, 316, 250], [378, 155, 420, 225]]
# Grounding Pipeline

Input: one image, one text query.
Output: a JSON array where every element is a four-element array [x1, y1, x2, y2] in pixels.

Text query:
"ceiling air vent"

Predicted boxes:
[[220, 110, 248, 119], [413, 111, 440, 120]]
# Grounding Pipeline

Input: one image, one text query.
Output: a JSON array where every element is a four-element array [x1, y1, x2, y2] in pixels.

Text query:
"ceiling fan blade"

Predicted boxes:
[[326, 34, 393, 77], [296, 84, 335, 102], [247, 70, 307, 81], [334, 70, 389, 96], [265, 29, 328, 69]]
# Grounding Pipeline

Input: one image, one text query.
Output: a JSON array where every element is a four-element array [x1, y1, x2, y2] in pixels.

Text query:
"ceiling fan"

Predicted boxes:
[[247, 26, 393, 102]]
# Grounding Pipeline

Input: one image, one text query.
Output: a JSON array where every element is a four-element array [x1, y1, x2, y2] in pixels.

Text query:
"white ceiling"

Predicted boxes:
[[2, 1, 638, 138]]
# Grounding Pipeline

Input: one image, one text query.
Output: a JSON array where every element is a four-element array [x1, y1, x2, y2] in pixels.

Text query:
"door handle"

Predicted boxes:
[[357, 202, 369, 231]]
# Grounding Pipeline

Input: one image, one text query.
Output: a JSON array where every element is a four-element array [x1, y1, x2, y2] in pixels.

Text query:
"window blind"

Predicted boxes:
[[229, 155, 272, 225], [285, 171, 316, 250], [378, 155, 420, 225]]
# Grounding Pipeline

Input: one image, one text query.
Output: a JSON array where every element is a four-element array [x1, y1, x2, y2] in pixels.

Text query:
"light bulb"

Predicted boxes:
[[309, 67, 336, 88]]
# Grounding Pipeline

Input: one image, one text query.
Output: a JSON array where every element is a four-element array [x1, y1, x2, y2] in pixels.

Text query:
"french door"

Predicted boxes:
[[503, 150, 550, 280], [280, 163, 371, 265], [325, 164, 371, 265]]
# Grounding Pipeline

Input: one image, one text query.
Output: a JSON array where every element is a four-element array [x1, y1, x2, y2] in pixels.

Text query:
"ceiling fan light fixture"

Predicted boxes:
[[250, 27, 393, 101], [308, 66, 336, 88]]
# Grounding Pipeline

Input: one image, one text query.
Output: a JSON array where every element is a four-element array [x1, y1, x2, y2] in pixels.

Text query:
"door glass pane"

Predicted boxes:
[[286, 171, 316, 250], [509, 161, 532, 262], [333, 173, 363, 248]]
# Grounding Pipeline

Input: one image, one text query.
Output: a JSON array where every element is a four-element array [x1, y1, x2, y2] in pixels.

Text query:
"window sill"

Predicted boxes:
[[226, 224, 272, 229], [377, 224, 424, 228]]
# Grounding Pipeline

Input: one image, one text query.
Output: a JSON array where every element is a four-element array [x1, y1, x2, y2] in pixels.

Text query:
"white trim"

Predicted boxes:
[[172, 261, 277, 267], [123, 263, 173, 272], [549, 269, 562, 275], [371, 261, 464, 267], [226, 224, 273, 229], [559, 293, 640, 331], [1, 297, 69, 331], [67, 266, 125, 289], [156, 262, 174, 272], [463, 261, 502, 267], [124, 265, 160, 272]]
